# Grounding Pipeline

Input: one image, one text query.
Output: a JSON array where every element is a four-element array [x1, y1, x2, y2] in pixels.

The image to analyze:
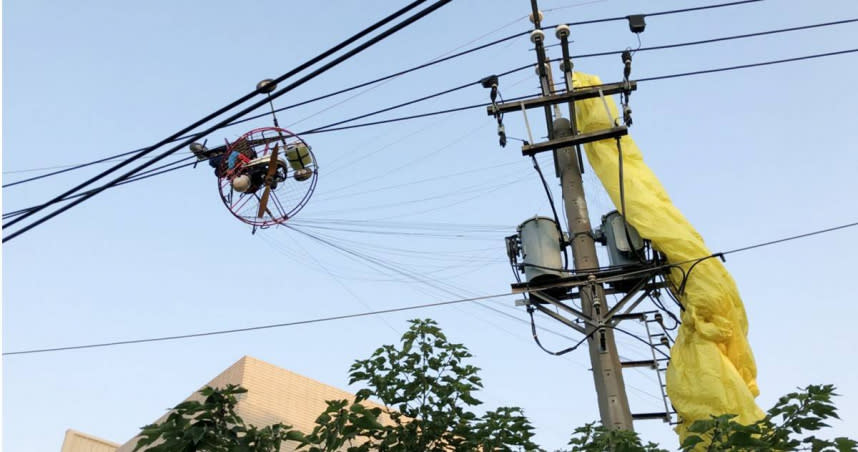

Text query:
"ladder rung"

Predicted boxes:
[[632, 412, 671, 421], [621, 359, 656, 368]]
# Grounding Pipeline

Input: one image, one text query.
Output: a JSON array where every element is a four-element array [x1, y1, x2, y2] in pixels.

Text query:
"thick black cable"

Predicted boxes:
[[9, 16, 853, 188], [3, 0, 451, 242], [527, 306, 595, 356], [2, 292, 515, 356], [231, 32, 532, 130], [3, 33, 529, 190], [6, 46, 854, 217], [530, 156, 569, 270], [5, 0, 427, 227]]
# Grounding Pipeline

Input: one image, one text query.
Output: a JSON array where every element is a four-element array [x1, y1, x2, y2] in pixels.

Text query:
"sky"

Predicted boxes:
[[3, 0, 858, 450]]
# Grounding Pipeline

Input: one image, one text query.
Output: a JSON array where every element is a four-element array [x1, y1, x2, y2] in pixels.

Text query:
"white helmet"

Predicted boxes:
[[232, 174, 252, 192]]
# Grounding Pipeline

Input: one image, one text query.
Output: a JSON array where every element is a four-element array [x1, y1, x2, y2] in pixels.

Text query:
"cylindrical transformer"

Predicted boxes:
[[517, 216, 563, 284]]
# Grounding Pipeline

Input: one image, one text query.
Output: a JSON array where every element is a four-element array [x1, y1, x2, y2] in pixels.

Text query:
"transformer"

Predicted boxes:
[[516, 216, 564, 284], [598, 210, 644, 268]]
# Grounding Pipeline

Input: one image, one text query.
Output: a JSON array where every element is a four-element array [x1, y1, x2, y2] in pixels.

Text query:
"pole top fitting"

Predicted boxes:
[[555, 24, 571, 39], [529, 10, 543, 24], [530, 29, 545, 44], [480, 74, 499, 89], [256, 79, 277, 94]]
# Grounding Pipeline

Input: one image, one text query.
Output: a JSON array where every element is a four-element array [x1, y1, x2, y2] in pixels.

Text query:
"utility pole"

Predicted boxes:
[[489, 0, 673, 431], [526, 0, 634, 430]]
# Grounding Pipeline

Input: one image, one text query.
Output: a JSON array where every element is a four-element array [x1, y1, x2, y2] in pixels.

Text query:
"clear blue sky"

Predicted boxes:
[[4, 1, 858, 450]]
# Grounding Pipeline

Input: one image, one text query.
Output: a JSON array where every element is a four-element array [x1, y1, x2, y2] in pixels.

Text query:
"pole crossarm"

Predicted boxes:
[[510, 265, 667, 294], [486, 81, 637, 116], [604, 278, 652, 320], [530, 290, 596, 328], [522, 126, 628, 156], [531, 303, 589, 335]]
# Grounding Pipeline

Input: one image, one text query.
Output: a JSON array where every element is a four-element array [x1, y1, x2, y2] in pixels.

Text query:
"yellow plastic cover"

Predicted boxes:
[[571, 72, 764, 442]]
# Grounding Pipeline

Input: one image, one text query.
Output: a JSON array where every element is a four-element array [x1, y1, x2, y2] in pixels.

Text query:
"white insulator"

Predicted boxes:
[[528, 10, 543, 24], [530, 29, 545, 44], [232, 174, 252, 192], [555, 24, 571, 39], [534, 62, 550, 76]]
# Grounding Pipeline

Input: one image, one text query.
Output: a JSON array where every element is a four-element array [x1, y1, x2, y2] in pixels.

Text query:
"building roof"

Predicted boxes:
[[114, 355, 380, 452], [61, 429, 120, 452]]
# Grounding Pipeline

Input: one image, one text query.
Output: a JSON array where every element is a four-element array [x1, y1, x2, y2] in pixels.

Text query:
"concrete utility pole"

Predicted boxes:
[[528, 0, 634, 431]]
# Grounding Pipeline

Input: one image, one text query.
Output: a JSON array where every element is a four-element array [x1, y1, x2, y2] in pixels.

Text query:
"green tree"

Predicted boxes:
[[131, 320, 857, 452], [563, 384, 857, 452], [298, 318, 541, 451], [133, 384, 302, 452], [565, 422, 667, 452], [680, 384, 857, 451]]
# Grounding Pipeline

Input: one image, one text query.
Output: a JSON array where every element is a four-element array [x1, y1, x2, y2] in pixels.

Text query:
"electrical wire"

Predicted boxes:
[[287, 224, 580, 343], [610, 325, 671, 360], [7, 45, 856, 221], [637, 48, 858, 82], [3, 0, 452, 242], [2, 149, 146, 188], [7, 219, 856, 357], [3, 0, 430, 224], [2, 292, 517, 356], [527, 306, 595, 356], [8, 16, 854, 191], [529, 156, 570, 270], [3, 0, 784, 188]]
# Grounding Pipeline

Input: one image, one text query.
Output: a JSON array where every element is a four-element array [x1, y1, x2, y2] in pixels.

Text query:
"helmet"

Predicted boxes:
[[232, 174, 252, 192]]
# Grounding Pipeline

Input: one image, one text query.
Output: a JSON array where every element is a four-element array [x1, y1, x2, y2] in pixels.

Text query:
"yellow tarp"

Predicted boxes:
[[572, 72, 764, 442]]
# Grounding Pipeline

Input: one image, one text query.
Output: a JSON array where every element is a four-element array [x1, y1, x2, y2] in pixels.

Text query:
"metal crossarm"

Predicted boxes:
[[486, 81, 637, 116]]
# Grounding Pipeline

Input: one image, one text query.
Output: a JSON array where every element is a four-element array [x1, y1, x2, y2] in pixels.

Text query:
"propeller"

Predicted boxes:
[[256, 144, 280, 219]]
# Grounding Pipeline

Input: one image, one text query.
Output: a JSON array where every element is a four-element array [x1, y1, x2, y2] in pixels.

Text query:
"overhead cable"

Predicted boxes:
[[4, 0, 774, 188], [3, 0, 452, 243], [3, 293, 516, 356], [5, 219, 856, 357], [4, 44, 854, 220], [4, 0, 428, 224]]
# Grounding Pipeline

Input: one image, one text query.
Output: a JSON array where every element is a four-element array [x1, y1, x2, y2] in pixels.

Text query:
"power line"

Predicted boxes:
[[314, 48, 858, 133], [307, 19, 858, 135], [548, 18, 858, 55], [3, 0, 770, 189], [6, 219, 856, 357], [3, 0, 452, 243], [637, 48, 858, 82], [4, 44, 854, 221], [2, 293, 517, 356], [3, 0, 430, 228]]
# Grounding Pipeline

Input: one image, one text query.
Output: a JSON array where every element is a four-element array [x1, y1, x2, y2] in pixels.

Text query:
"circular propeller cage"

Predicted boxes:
[[217, 127, 318, 227]]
